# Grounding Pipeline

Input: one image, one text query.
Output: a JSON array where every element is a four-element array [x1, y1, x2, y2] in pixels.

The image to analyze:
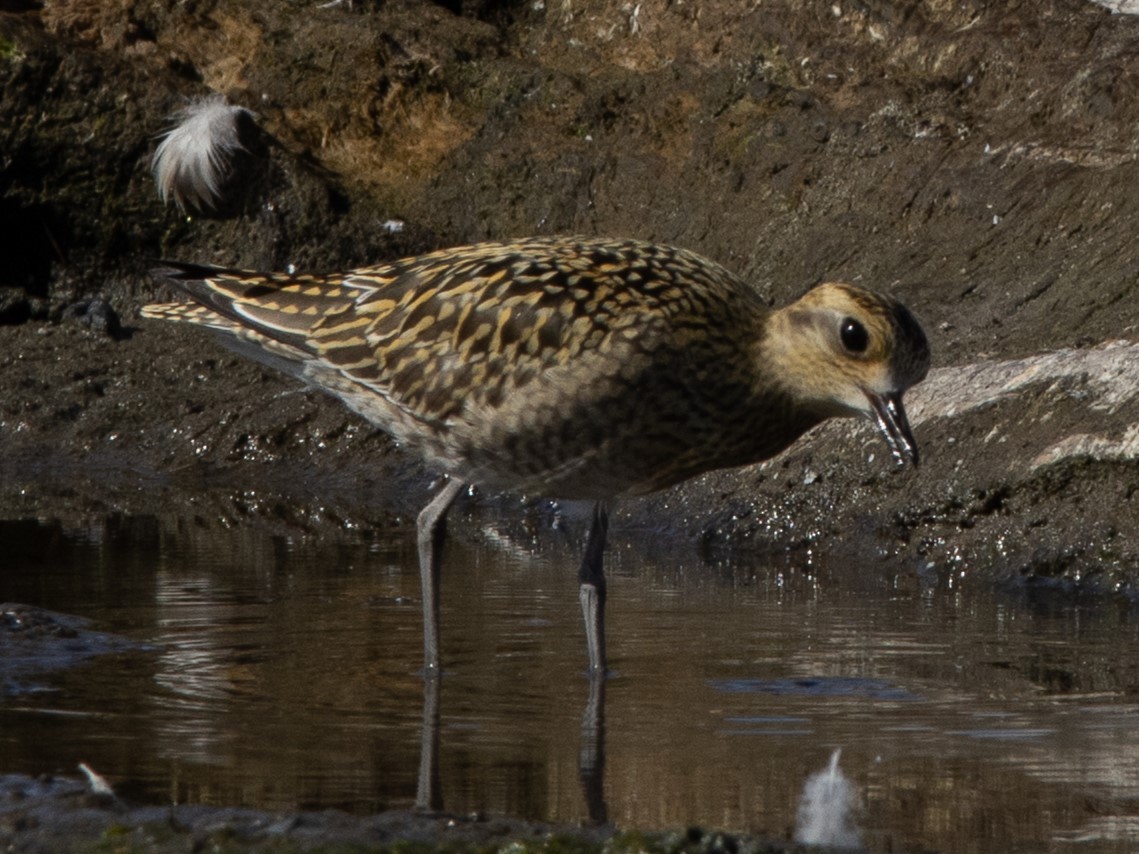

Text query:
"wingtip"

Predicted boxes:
[[150, 259, 214, 282]]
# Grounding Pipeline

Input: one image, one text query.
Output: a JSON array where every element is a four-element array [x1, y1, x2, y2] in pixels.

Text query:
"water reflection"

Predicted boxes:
[[3, 512, 1139, 852]]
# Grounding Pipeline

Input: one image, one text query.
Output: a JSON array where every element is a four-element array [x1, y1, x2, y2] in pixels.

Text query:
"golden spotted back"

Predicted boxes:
[[306, 239, 765, 425]]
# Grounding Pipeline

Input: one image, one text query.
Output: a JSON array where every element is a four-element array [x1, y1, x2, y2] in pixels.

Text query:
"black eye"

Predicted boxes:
[[840, 317, 869, 353]]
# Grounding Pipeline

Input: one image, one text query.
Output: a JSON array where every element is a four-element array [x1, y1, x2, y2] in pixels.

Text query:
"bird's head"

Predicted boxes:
[[763, 282, 930, 466]]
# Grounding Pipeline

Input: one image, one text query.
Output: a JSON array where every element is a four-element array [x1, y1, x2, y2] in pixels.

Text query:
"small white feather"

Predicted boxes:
[[794, 749, 862, 849], [78, 762, 115, 797], [152, 95, 253, 212]]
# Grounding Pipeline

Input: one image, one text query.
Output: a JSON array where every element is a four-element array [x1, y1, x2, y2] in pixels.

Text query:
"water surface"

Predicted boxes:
[[3, 511, 1139, 853]]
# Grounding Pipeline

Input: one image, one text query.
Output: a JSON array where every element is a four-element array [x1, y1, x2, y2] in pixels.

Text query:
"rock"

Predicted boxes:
[[1, 603, 148, 697], [60, 298, 123, 339]]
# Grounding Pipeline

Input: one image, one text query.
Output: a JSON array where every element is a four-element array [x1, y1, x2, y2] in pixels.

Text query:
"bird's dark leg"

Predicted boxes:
[[417, 478, 465, 676], [578, 501, 609, 676], [415, 671, 442, 811]]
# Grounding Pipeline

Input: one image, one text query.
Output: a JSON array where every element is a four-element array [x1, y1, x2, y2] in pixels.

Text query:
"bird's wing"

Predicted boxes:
[[309, 238, 755, 423]]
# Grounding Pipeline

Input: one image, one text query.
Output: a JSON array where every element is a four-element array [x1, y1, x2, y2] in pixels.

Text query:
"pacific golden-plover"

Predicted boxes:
[[142, 236, 930, 675]]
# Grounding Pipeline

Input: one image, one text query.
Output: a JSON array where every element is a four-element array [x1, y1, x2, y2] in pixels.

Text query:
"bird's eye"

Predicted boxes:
[[840, 317, 869, 353]]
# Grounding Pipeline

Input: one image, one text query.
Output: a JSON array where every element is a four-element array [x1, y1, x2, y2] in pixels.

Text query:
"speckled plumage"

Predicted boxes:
[[143, 235, 931, 674]]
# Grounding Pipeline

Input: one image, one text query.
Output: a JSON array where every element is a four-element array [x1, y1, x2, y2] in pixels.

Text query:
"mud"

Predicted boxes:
[[2, 0, 1139, 849], [0, 771, 810, 854]]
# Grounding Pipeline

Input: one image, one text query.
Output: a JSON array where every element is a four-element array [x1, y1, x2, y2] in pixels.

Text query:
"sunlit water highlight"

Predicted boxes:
[[3, 512, 1139, 852]]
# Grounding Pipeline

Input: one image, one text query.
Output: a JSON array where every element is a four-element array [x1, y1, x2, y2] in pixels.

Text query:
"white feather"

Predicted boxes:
[[794, 749, 862, 849], [152, 95, 252, 212]]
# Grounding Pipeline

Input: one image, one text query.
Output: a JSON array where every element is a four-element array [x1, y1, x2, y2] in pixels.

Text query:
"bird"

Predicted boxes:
[[142, 236, 931, 677]]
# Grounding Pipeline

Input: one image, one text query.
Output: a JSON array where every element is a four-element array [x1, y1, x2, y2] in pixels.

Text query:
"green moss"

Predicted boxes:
[[0, 35, 26, 63]]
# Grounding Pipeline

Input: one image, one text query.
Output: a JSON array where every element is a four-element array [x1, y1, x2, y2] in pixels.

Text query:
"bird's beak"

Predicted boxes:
[[867, 391, 920, 468]]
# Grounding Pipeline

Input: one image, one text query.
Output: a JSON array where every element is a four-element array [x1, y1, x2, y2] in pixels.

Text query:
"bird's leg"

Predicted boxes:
[[415, 671, 442, 811], [578, 501, 609, 676], [416, 478, 465, 676]]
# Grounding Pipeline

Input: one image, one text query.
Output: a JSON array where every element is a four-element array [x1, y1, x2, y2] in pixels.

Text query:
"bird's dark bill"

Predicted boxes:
[[868, 392, 920, 467]]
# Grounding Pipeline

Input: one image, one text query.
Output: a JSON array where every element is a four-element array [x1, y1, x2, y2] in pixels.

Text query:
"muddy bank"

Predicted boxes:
[[2, 772, 811, 854]]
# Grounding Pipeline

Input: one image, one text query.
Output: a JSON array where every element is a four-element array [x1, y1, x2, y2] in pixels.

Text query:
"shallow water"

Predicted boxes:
[[3, 510, 1139, 852]]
